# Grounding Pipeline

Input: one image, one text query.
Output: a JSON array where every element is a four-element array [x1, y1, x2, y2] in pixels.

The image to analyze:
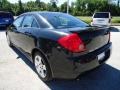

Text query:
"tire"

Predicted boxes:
[[6, 35, 12, 47], [34, 52, 52, 82]]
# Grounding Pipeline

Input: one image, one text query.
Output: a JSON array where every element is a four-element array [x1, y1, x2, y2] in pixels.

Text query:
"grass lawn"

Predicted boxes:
[[76, 16, 120, 25], [77, 16, 92, 24]]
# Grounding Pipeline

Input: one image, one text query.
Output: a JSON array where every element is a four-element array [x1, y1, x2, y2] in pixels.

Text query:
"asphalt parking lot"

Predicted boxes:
[[0, 26, 120, 90]]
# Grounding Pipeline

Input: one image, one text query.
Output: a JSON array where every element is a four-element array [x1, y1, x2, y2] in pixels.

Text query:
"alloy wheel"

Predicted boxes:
[[34, 55, 47, 78]]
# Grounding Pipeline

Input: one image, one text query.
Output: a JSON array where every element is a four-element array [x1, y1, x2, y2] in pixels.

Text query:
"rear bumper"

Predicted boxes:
[[0, 23, 10, 27], [49, 43, 112, 79], [91, 22, 111, 27]]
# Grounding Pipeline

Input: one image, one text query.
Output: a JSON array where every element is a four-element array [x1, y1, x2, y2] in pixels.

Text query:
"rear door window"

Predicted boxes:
[[31, 19, 39, 28], [94, 13, 109, 18]]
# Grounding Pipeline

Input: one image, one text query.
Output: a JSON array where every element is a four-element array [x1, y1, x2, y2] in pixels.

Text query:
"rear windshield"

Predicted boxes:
[[40, 13, 89, 29], [94, 13, 109, 18], [0, 12, 13, 18]]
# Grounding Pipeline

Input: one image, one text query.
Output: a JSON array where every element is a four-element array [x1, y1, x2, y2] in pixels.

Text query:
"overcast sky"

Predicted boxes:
[[8, 0, 76, 5]]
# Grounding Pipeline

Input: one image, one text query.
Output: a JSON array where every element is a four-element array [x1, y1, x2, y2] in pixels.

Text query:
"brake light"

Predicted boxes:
[[58, 33, 86, 53]]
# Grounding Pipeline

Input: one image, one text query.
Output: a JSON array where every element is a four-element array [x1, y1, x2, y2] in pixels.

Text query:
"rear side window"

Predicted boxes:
[[31, 19, 39, 28], [22, 16, 34, 27], [0, 12, 13, 18], [94, 13, 109, 18], [13, 16, 24, 28]]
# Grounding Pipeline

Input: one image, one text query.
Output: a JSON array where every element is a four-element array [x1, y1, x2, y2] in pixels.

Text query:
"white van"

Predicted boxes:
[[91, 12, 111, 27]]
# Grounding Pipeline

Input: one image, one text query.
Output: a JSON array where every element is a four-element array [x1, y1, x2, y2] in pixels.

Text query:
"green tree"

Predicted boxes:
[[75, 0, 119, 16], [11, 4, 19, 15], [35, 0, 41, 8], [18, 0, 24, 14], [0, 0, 120, 16], [60, 2, 67, 13], [50, 0, 58, 11], [0, 0, 12, 11]]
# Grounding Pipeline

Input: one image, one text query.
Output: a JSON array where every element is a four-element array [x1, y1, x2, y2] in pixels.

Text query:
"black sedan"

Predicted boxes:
[[6, 12, 112, 81]]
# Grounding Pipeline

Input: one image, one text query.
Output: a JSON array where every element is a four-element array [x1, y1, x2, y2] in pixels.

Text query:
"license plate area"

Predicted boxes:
[[98, 52, 105, 61]]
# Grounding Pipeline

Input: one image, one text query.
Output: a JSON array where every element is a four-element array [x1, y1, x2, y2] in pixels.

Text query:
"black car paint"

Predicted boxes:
[[7, 12, 111, 79]]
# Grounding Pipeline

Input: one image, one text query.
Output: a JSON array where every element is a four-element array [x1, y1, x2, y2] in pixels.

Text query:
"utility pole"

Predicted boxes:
[[67, 0, 69, 14]]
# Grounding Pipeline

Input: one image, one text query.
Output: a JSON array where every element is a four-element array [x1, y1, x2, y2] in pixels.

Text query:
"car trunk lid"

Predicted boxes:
[[68, 26, 110, 53]]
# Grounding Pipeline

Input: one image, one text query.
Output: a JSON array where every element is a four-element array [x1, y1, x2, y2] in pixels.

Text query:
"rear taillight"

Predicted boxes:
[[58, 33, 86, 53]]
